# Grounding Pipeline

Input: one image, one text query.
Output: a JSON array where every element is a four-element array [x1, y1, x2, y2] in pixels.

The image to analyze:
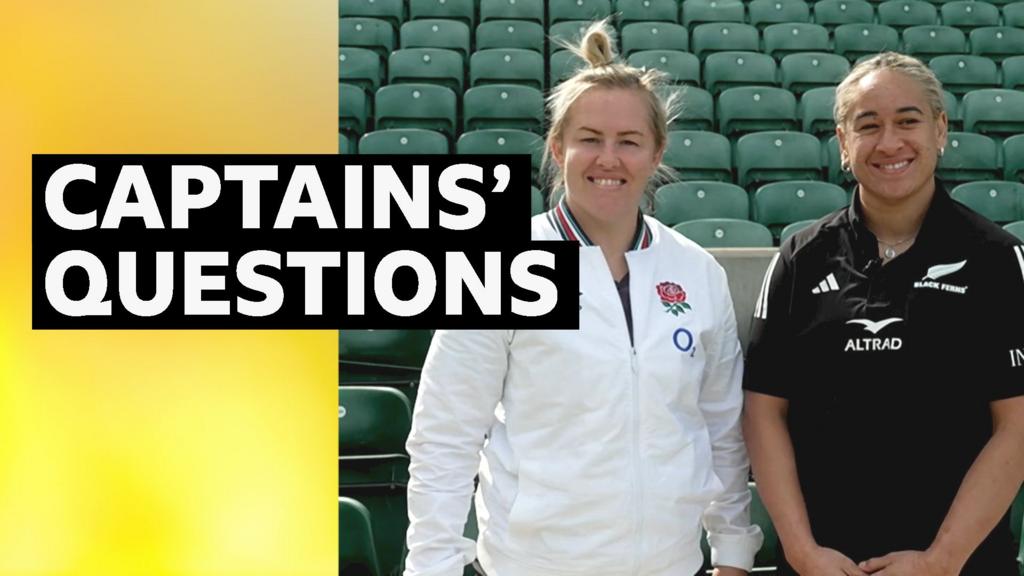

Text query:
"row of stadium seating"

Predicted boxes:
[[340, 0, 1024, 31]]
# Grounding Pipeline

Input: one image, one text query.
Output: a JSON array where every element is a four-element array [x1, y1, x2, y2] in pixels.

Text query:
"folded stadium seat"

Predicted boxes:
[[359, 128, 451, 154], [341, 83, 370, 137], [780, 218, 820, 243], [704, 51, 778, 95], [620, 22, 691, 57], [901, 25, 968, 59], [663, 130, 735, 181], [938, 131, 1002, 185], [833, 23, 902, 61], [339, 386, 413, 576], [375, 84, 458, 137], [463, 84, 545, 133], [763, 23, 831, 60], [691, 22, 760, 61], [780, 52, 850, 95], [736, 131, 823, 188], [340, 47, 383, 93], [718, 86, 798, 138], [339, 497, 382, 576], [1004, 134, 1024, 182], [339, 0, 405, 29], [654, 181, 749, 226], [480, 0, 545, 25], [531, 186, 546, 215], [549, 49, 587, 86], [456, 129, 544, 182], [388, 48, 465, 92], [341, 133, 357, 154], [340, 329, 435, 371], [962, 89, 1024, 139], [929, 54, 1000, 95], [617, 0, 680, 27], [812, 0, 875, 31], [748, 0, 812, 30], [400, 19, 472, 58], [549, 20, 593, 54], [754, 180, 848, 239], [950, 180, 1024, 223], [408, 0, 475, 28], [941, 1, 1000, 32], [877, 0, 938, 31], [476, 20, 545, 52], [970, 27, 1024, 63], [825, 135, 855, 186], [1005, 220, 1024, 240], [1004, 2, 1024, 27], [549, 0, 613, 25], [798, 86, 837, 139], [681, 0, 747, 31], [673, 218, 775, 246], [470, 48, 544, 89], [663, 85, 716, 130], [944, 89, 962, 131], [1004, 56, 1024, 90], [627, 50, 702, 86], [339, 17, 397, 59]]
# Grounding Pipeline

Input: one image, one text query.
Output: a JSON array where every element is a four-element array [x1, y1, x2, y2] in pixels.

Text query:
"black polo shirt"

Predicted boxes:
[[744, 182, 1024, 574]]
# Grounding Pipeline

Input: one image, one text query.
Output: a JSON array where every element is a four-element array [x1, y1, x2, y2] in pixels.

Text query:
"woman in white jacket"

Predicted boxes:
[[404, 20, 762, 576]]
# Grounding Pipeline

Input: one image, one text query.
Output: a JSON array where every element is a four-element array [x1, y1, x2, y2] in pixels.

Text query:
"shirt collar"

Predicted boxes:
[[845, 179, 954, 257], [547, 196, 652, 251]]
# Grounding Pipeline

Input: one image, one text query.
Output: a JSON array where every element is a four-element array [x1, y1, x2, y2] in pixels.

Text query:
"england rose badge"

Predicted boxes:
[[656, 281, 691, 316]]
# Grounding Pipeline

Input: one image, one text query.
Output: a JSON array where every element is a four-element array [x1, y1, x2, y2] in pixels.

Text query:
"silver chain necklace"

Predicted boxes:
[[878, 236, 916, 260]]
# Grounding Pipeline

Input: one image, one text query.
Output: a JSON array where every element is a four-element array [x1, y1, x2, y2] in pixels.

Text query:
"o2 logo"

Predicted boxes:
[[673, 328, 696, 357]]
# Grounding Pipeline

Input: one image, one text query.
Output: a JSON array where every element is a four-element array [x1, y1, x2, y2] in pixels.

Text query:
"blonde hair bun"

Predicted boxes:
[[580, 22, 616, 67]]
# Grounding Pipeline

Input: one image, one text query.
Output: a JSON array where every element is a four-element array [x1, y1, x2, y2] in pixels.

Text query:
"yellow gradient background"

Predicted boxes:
[[0, 2, 336, 574]]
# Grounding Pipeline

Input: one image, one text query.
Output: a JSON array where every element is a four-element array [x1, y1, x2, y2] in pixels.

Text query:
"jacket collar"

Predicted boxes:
[[546, 196, 652, 251]]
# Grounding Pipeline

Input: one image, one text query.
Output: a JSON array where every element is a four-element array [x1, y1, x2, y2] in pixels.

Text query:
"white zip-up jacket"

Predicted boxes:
[[405, 202, 762, 576]]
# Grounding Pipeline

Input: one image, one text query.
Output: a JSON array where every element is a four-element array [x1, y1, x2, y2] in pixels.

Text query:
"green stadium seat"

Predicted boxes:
[[388, 48, 465, 92], [457, 129, 544, 181], [654, 181, 748, 225], [950, 180, 1024, 223], [1003, 56, 1024, 90], [1004, 134, 1024, 182], [340, 329, 434, 369], [748, 0, 811, 29], [763, 23, 831, 59], [476, 20, 545, 52], [673, 218, 775, 247], [618, 0, 680, 26], [340, 82, 369, 136], [664, 130, 734, 181], [549, 20, 592, 54], [628, 50, 701, 86], [400, 19, 471, 58], [549, 49, 586, 87], [930, 54, 1000, 95], [970, 27, 1024, 63], [339, 497, 382, 576], [339, 0, 405, 29], [736, 131, 823, 188], [813, 0, 875, 30], [339, 17, 397, 58], [375, 83, 457, 137], [531, 185, 546, 215], [691, 22, 760, 61], [682, 0, 746, 31], [340, 47, 383, 93], [780, 52, 850, 95], [941, 1, 999, 31], [470, 48, 544, 89], [833, 24, 902, 61], [902, 25, 967, 59], [549, 0, 613, 24], [1004, 2, 1024, 27], [754, 180, 848, 238], [938, 131, 1001, 184], [825, 135, 855, 186], [799, 86, 837, 138], [780, 218, 819, 243], [341, 133, 357, 154], [666, 85, 716, 130], [877, 0, 938, 30], [1004, 220, 1024, 240], [962, 89, 1024, 139], [620, 22, 690, 57], [718, 86, 798, 138], [480, 0, 545, 25], [704, 51, 777, 95], [463, 84, 545, 133], [409, 0, 475, 28], [359, 128, 450, 154]]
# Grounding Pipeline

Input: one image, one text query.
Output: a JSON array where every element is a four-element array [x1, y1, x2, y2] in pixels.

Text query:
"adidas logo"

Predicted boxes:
[[811, 273, 839, 294]]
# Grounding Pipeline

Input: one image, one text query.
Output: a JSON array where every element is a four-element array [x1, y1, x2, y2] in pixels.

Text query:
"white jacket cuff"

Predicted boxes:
[[709, 529, 763, 572]]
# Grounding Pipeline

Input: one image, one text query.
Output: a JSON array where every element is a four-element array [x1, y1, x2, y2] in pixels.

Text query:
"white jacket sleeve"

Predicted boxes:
[[699, 266, 764, 571], [403, 329, 511, 576]]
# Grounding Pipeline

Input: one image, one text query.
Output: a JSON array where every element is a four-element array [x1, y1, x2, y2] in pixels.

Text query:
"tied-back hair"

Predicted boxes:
[[834, 52, 947, 128], [542, 18, 680, 200]]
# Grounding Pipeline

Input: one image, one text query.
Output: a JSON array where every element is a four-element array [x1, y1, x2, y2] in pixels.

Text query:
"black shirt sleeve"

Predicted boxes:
[[743, 247, 795, 398], [981, 244, 1024, 401]]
